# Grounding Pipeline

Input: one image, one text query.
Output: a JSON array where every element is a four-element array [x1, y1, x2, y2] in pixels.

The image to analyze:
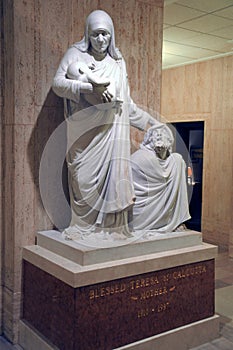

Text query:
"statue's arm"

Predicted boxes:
[[52, 47, 93, 103], [128, 100, 157, 131]]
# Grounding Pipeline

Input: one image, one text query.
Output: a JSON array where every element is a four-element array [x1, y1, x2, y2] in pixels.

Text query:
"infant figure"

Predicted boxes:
[[67, 61, 121, 110]]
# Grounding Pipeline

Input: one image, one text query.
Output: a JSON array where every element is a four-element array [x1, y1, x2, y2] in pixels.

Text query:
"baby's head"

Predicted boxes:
[[66, 61, 115, 111], [67, 62, 88, 82]]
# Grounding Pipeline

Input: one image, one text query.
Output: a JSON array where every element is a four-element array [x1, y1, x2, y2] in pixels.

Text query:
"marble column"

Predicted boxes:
[[0, 0, 3, 336], [1, 0, 71, 342]]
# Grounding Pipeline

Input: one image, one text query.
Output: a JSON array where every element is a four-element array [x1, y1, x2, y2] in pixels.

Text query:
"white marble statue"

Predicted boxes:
[[52, 10, 157, 239], [131, 124, 191, 233], [66, 61, 118, 110]]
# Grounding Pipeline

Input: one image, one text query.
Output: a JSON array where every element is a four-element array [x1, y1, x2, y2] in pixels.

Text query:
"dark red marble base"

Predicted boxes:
[[22, 259, 215, 350]]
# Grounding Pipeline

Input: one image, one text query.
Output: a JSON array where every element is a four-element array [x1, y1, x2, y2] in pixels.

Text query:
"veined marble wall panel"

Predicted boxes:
[[34, 0, 73, 107], [2, 124, 36, 342], [161, 55, 233, 248], [2, 0, 36, 341], [2, 125, 34, 307], [230, 229, 233, 258], [32, 0, 73, 232], [13, 0, 35, 121], [0, 0, 3, 335]]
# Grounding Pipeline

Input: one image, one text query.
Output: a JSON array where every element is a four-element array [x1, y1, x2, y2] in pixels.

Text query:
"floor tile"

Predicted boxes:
[[211, 337, 233, 349], [215, 268, 233, 280], [215, 280, 230, 289], [0, 337, 22, 349], [220, 324, 233, 343]]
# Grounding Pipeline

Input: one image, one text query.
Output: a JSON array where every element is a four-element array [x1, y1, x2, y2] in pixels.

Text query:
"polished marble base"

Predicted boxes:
[[21, 233, 218, 349]]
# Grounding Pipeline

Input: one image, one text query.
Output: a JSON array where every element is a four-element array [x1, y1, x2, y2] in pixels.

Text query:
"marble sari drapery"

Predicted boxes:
[[131, 146, 191, 232], [53, 47, 154, 236]]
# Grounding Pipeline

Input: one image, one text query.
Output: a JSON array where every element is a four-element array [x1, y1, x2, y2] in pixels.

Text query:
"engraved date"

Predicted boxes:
[[137, 302, 170, 318]]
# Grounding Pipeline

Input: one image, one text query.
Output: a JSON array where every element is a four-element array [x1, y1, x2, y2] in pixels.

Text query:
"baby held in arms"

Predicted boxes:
[[66, 61, 122, 109]]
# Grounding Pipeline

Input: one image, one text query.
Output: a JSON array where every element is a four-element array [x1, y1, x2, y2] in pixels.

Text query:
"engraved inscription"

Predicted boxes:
[[89, 283, 126, 300], [172, 265, 207, 279], [86, 262, 211, 322], [137, 302, 170, 318], [139, 286, 168, 300], [88, 263, 208, 311], [132, 263, 208, 318], [130, 276, 160, 290]]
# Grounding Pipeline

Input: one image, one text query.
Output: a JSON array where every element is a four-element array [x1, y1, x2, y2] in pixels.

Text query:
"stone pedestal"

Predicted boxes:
[[20, 230, 219, 350], [36, 229, 203, 265]]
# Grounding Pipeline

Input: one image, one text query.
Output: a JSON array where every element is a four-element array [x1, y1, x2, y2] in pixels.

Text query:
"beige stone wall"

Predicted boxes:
[[1, 0, 163, 342], [161, 55, 233, 249], [0, 0, 3, 336], [230, 229, 233, 258]]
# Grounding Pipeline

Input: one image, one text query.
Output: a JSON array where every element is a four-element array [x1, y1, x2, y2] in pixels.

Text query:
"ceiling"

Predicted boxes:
[[163, 0, 233, 69]]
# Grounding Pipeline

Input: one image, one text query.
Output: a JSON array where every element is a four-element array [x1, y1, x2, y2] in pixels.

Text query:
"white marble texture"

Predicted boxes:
[[36, 229, 203, 265]]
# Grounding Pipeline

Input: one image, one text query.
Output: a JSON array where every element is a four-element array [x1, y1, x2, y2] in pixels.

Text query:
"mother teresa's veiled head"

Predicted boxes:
[[87, 10, 113, 36], [75, 10, 122, 60]]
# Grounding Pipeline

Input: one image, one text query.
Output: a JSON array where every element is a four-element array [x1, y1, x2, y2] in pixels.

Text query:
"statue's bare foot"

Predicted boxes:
[[174, 224, 187, 232]]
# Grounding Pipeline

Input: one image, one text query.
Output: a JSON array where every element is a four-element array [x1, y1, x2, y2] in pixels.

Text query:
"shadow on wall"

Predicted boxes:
[[27, 89, 71, 231]]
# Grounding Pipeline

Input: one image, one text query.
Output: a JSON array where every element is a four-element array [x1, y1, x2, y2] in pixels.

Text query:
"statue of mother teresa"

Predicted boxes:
[[52, 10, 158, 239]]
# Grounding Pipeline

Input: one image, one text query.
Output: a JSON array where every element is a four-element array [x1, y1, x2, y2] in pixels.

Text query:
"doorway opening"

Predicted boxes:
[[171, 121, 204, 232]]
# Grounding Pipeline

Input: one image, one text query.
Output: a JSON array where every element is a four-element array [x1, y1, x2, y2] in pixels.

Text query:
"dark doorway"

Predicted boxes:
[[171, 121, 204, 232]]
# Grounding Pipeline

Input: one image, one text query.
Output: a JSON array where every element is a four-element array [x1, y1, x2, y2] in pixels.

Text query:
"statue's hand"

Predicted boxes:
[[78, 63, 110, 87], [92, 85, 113, 103], [148, 117, 156, 126], [102, 88, 113, 103], [145, 117, 156, 130], [82, 84, 113, 106]]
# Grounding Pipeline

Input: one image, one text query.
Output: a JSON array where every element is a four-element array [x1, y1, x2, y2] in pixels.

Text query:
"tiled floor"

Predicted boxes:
[[0, 249, 233, 350], [192, 249, 233, 350], [0, 335, 22, 350]]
